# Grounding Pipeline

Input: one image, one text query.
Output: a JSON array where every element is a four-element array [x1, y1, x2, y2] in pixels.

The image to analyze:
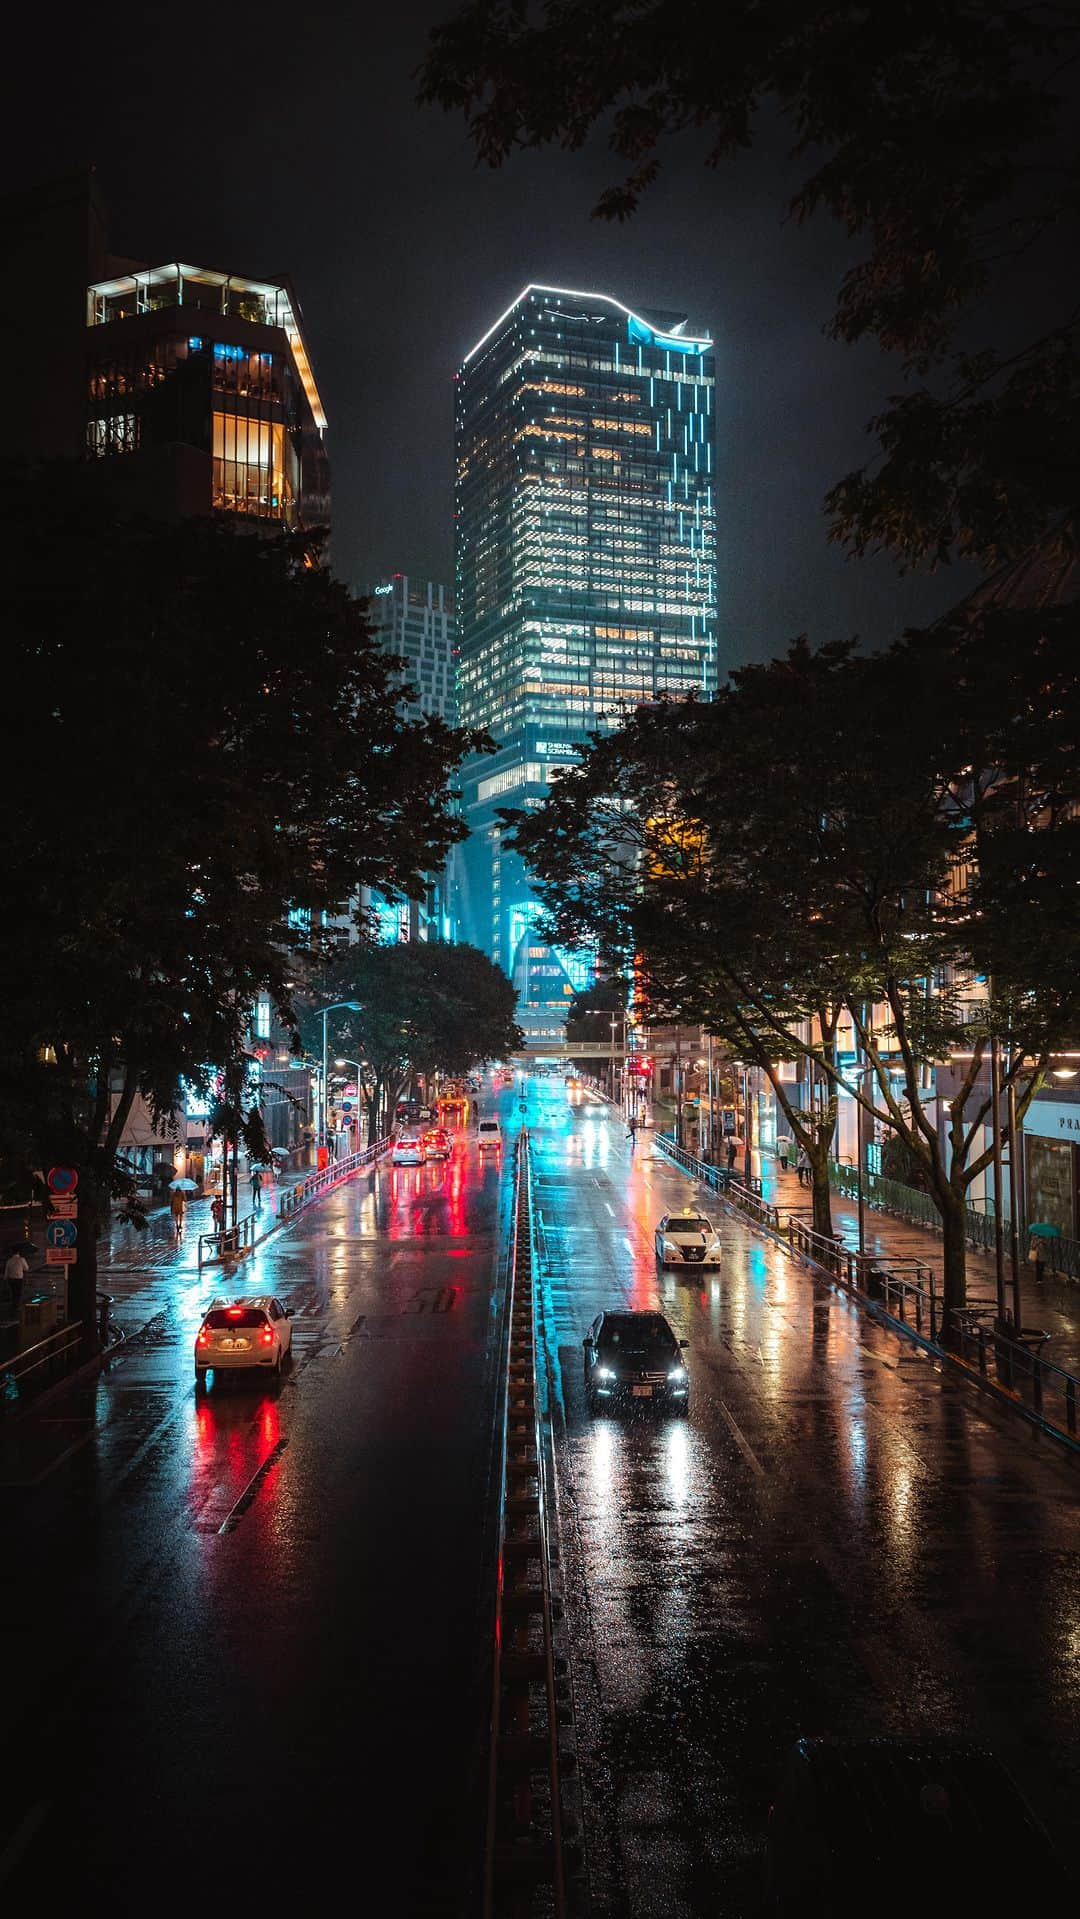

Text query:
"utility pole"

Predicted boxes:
[[1006, 1069, 1024, 1332], [990, 1035, 1008, 1326]]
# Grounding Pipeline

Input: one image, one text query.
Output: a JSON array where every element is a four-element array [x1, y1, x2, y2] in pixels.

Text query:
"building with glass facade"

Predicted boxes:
[[454, 283, 718, 1038], [364, 574, 460, 946], [366, 575, 458, 728], [84, 260, 329, 526], [8, 174, 329, 527]]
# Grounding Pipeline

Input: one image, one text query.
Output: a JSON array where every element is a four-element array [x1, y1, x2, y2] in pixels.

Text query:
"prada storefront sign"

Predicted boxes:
[[1024, 1097, 1080, 1142]]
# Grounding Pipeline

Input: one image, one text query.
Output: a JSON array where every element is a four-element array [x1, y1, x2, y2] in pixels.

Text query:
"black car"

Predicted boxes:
[[765, 1736, 1072, 1911], [582, 1310, 689, 1414]]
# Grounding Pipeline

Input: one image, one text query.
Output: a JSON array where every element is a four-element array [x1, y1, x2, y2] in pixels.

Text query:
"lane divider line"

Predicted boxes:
[[218, 1437, 289, 1536], [718, 1398, 766, 1477]]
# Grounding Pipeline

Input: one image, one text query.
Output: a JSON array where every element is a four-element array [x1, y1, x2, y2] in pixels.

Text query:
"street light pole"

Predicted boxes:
[[316, 1001, 362, 1164]]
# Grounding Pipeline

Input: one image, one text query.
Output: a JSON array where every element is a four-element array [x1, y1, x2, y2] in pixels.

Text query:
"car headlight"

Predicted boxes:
[[596, 1366, 616, 1381], [667, 1367, 688, 1383]]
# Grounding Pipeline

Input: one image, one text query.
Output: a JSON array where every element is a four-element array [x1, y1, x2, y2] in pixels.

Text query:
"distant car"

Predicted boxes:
[[582, 1310, 689, 1414], [655, 1210, 723, 1267], [423, 1128, 452, 1160], [477, 1119, 502, 1154], [391, 1131, 425, 1166], [195, 1295, 293, 1384], [765, 1736, 1071, 1910]]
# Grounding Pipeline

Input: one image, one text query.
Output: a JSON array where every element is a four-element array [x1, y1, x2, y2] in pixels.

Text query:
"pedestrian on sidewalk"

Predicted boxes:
[[170, 1188, 186, 1240], [625, 1115, 637, 1147], [250, 1168, 263, 1210], [3, 1249, 28, 1309], [210, 1194, 224, 1233], [725, 1138, 737, 1174], [796, 1145, 810, 1188]]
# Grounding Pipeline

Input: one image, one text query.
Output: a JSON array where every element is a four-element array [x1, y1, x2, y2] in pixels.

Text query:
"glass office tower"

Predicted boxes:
[[455, 283, 717, 1039]]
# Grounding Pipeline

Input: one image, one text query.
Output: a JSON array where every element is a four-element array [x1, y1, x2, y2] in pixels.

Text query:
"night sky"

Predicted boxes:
[[12, 1, 978, 674]]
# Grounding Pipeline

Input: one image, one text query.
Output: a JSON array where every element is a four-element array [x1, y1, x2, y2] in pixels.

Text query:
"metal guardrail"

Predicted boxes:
[[0, 1319, 83, 1409], [1028, 1230, 1080, 1283], [657, 1134, 1080, 1450], [827, 1160, 1001, 1256], [194, 1140, 392, 1265], [276, 1138, 390, 1221], [484, 1131, 569, 1917], [197, 1211, 258, 1268]]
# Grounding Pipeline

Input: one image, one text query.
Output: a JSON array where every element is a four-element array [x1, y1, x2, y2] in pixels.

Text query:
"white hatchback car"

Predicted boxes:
[[391, 1130, 425, 1166], [477, 1119, 502, 1154], [655, 1211, 724, 1268], [195, 1295, 293, 1384]]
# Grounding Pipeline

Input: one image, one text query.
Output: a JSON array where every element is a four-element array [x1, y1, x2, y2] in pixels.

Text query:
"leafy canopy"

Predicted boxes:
[[0, 466, 484, 1210]]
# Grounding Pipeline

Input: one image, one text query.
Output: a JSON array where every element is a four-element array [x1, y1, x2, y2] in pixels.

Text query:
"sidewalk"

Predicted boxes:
[[12, 1160, 314, 1342], [758, 1156, 1080, 1376]]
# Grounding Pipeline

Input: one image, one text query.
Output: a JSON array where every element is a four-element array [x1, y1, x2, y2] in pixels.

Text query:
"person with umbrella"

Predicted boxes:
[[250, 1166, 264, 1210], [169, 1176, 196, 1240]]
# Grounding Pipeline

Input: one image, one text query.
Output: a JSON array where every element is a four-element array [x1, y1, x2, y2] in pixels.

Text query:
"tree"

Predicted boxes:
[[0, 466, 483, 1348], [507, 659, 858, 1235], [509, 610, 1080, 1328], [305, 941, 523, 1144], [422, 1, 1080, 569]]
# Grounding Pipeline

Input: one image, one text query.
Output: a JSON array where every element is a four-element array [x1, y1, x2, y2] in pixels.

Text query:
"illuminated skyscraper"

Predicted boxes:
[[455, 284, 717, 1038], [365, 574, 459, 945]]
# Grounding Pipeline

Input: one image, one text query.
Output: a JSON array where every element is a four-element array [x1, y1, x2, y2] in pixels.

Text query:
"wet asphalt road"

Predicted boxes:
[[2, 1077, 1078, 1917], [0, 1107, 515, 1915], [533, 1084, 1080, 1916]]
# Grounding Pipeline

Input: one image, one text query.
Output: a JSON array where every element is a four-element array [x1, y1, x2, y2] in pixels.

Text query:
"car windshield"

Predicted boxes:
[[204, 1308, 266, 1330], [671, 1216, 711, 1232], [600, 1317, 674, 1355], [479, 1123, 498, 1133]]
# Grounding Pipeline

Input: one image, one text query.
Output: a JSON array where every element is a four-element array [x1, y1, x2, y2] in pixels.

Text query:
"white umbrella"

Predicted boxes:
[[271, 1147, 289, 1158], [169, 1177, 198, 1191]]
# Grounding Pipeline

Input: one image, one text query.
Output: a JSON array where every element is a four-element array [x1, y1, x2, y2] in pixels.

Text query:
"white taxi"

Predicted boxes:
[[654, 1210, 723, 1268], [195, 1295, 294, 1383]]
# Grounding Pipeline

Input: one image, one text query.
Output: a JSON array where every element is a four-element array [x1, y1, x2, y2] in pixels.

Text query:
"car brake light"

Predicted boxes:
[[197, 1328, 209, 1346], [226, 1306, 243, 1317], [260, 1325, 274, 1345]]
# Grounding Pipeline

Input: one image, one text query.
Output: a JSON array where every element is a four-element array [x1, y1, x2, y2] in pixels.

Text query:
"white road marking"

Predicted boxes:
[[604, 1201, 615, 1217], [718, 1398, 766, 1477], [0, 1800, 49, 1883]]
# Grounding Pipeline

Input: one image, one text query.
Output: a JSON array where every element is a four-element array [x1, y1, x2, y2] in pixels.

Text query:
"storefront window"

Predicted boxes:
[[1025, 1136, 1075, 1237]]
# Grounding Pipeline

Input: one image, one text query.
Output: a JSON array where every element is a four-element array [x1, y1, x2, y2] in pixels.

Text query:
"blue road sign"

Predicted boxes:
[[45, 1219, 78, 1249]]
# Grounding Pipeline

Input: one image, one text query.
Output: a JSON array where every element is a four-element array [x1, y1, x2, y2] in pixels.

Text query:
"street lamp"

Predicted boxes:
[[582, 1008, 626, 1099], [316, 1001, 361, 1159]]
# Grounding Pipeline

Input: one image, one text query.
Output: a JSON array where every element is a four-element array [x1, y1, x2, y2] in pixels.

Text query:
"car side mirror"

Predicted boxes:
[[582, 1335, 593, 1348], [284, 1306, 295, 1317], [679, 1338, 689, 1348]]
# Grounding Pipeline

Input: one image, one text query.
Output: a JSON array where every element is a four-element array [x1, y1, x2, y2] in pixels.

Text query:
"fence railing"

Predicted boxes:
[[826, 1160, 1002, 1253], [1028, 1230, 1080, 1283], [656, 1133, 765, 1201], [277, 1138, 391, 1221], [197, 1210, 258, 1268], [0, 1319, 84, 1417]]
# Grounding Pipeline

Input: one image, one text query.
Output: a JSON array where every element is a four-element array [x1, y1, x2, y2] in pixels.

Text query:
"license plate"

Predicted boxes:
[[632, 1385, 653, 1397], [220, 1337, 248, 1351]]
